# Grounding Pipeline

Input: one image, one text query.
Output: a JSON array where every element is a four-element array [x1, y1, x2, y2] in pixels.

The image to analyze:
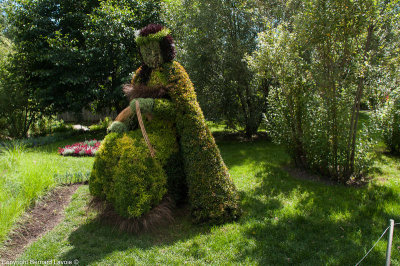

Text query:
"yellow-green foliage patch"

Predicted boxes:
[[90, 99, 186, 218]]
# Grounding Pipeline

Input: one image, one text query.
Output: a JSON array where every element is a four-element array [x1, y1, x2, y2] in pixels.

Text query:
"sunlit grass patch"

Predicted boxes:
[[0, 138, 95, 243]]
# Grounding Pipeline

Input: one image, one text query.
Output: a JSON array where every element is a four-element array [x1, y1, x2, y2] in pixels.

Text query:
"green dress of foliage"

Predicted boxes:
[[167, 61, 241, 223], [91, 60, 241, 223]]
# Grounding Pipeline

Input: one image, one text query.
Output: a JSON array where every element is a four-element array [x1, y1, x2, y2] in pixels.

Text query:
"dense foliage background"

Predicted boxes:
[[162, 0, 266, 137], [0, 0, 161, 137]]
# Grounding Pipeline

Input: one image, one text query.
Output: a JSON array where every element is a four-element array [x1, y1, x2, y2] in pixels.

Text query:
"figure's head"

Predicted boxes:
[[136, 24, 176, 68]]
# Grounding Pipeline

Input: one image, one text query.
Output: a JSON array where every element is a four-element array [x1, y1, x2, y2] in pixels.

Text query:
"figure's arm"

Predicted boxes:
[[108, 68, 142, 134], [108, 97, 157, 134], [107, 107, 133, 133], [129, 98, 155, 121]]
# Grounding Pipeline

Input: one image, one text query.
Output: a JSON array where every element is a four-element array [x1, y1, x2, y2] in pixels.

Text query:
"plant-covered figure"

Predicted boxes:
[[90, 24, 241, 224]]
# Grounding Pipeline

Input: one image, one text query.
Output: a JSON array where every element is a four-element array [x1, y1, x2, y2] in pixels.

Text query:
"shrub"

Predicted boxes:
[[90, 132, 167, 218], [89, 117, 112, 131], [90, 99, 186, 218], [29, 117, 71, 137], [0, 131, 84, 149], [373, 89, 400, 153], [91, 61, 241, 223], [246, 0, 390, 182]]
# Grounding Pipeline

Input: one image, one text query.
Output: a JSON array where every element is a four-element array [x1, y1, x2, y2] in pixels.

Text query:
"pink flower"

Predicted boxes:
[[58, 140, 101, 157]]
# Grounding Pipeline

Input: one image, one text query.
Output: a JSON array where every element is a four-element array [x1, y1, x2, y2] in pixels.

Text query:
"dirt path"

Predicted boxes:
[[0, 184, 81, 261]]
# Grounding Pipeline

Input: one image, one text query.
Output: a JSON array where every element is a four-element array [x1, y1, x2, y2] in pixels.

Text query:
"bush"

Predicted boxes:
[[28, 116, 70, 137], [246, 0, 388, 182], [89, 117, 112, 131], [373, 89, 400, 153], [91, 61, 241, 223], [90, 132, 168, 218], [89, 99, 186, 218]]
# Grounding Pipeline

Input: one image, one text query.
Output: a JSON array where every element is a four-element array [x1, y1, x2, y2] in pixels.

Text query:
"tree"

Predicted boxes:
[[248, 0, 398, 182], [370, 1, 400, 154], [84, 0, 162, 113], [6, 0, 95, 117], [252, 0, 303, 25], [6, 0, 162, 117], [163, 0, 266, 137], [0, 24, 12, 137], [0, 1, 36, 138]]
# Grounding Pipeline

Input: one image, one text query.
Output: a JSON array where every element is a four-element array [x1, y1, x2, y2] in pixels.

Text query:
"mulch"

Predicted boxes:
[[0, 184, 81, 261], [284, 166, 369, 187], [284, 166, 339, 186], [88, 196, 175, 234]]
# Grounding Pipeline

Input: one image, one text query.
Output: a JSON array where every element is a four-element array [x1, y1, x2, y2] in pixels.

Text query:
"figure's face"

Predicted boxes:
[[140, 41, 163, 68]]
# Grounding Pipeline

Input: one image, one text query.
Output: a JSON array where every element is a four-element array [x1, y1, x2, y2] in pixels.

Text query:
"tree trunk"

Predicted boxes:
[[346, 23, 374, 177]]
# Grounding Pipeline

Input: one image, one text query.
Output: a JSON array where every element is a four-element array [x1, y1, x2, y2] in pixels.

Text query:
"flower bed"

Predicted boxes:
[[58, 140, 101, 157]]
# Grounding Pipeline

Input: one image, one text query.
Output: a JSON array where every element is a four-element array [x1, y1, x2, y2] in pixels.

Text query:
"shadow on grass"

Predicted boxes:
[[235, 158, 400, 264], [374, 149, 400, 163], [216, 139, 400, 264], [369, 149, 400, 177], [219, 140, 289, 169], [59, 206, 213, 265]]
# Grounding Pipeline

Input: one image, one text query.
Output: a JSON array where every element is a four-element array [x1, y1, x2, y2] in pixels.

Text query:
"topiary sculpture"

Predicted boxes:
[[90, 24, 241, 224]]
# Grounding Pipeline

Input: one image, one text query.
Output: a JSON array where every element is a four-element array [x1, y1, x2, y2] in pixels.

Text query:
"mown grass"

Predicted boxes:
[[0, 132, 101, 244], [15, 139, 400, 265]]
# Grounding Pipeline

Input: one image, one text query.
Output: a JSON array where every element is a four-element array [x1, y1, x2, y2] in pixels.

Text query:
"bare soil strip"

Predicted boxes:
[[0, 184, 81, 261]]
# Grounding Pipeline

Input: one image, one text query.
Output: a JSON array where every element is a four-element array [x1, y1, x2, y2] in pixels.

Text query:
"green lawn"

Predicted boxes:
[[0, 134, 99, 243], [11, 138, 400, 265]]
